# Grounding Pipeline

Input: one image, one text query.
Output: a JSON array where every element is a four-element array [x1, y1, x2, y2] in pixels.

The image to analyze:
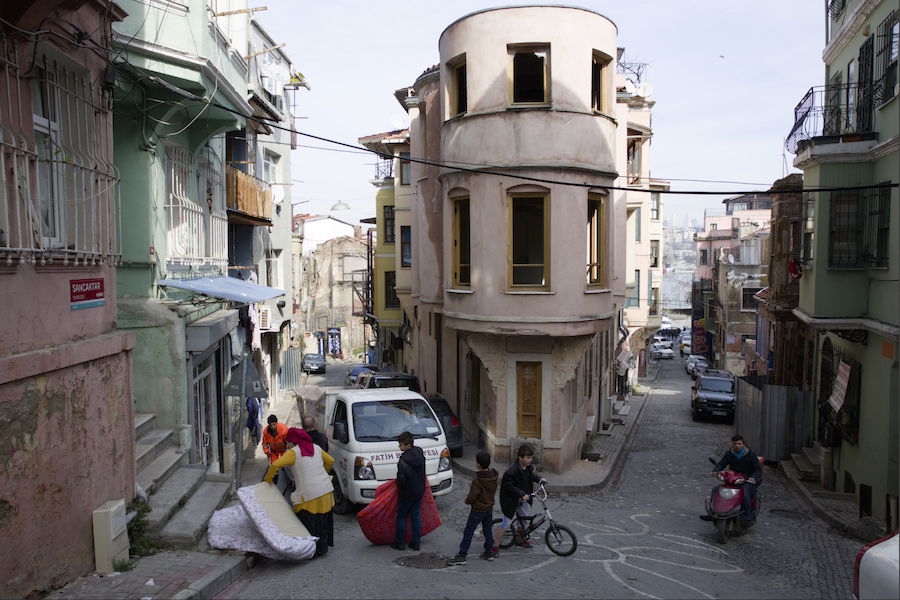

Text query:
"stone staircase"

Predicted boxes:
[[135, 413, 231, 548]]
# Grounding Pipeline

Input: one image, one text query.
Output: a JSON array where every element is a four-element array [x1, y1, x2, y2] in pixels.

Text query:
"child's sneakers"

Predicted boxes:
[[447, 554, 467, 566], [479, 550, 495, 561]]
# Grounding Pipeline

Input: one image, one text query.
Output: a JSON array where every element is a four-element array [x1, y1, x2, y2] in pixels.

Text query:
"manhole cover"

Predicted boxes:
[[769, 509, 807, 520], [394, 553, 451, 569]]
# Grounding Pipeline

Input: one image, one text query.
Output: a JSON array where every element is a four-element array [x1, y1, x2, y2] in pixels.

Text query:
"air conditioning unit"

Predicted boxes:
[[258, 307, 272, 331]]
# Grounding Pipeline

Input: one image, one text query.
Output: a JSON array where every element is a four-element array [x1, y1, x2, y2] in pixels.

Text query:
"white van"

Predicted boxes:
[[316, 388, 453, 513]]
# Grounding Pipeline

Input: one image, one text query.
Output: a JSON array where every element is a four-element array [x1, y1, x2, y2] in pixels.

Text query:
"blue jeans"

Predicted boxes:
[[396, 497, 422, 546], [458, 509, 494, 555], [741, 483, 757, 521]]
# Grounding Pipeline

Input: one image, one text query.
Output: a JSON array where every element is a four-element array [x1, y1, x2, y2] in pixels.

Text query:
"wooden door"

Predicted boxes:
[[516, 361, 542, 437]]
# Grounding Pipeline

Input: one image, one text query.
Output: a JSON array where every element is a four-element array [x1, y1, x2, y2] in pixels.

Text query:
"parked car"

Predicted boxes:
[[345, 364, 379, 387], [680, 341, 692, 356], [685, 355, 708, 375], [356, 371, 421, 393], [652, 337, 673, 349], [690, 358, 711, 379], [302, 353, 326, 374], [651, 344, 674, 359], [423, 393, 463, 457], [854, 531, 899, 599], [691, 372, 736, 422]]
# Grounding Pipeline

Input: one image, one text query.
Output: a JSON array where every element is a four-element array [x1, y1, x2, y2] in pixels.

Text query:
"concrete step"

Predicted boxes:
[[790, 452, 818, 482], [135, 413, 156, 439], [136, 427, 176, 472], [614, 404, 631, 418], [138, 446, 189, 495], [810, 489, 856, 502], [157, 480, 231, 548], [146, 466, 207, 532], [801, 446, 822, 467], [780, 459, 801, 480]]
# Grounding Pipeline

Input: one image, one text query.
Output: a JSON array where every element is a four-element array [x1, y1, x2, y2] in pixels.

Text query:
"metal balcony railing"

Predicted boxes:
[[226, 165, 272, 222], [785, 83, 876, 154]]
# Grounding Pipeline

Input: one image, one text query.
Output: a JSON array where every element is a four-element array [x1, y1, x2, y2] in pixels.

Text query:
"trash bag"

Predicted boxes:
[[356, 479, 441, 545]]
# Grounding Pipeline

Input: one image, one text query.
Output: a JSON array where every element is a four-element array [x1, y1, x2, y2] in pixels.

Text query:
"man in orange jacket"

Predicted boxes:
[[262, 415, 288, 464]]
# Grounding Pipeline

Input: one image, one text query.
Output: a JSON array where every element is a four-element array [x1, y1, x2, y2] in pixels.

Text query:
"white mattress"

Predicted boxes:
[[208, 482, 318, 561]]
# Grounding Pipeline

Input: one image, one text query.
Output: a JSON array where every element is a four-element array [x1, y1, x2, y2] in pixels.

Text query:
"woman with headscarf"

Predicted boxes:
[[264, 427, 335, 556]]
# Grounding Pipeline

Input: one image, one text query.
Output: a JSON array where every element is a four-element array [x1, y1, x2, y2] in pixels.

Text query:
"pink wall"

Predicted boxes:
[[0, 349, 134, 597]]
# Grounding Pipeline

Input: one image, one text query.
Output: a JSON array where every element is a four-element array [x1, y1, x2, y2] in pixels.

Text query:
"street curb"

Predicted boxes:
[[170, 554, 247, 600], [452, 390, 652, 495], [773, 465, 874, 543]]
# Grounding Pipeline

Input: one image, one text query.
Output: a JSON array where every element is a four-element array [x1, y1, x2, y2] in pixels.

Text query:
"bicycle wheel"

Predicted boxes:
[[545, 523, 577, 556], [491, 517, 516, 550]]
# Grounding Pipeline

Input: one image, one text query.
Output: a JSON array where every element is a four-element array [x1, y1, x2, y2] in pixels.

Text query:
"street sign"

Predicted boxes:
[[225, 357, 269, 398]]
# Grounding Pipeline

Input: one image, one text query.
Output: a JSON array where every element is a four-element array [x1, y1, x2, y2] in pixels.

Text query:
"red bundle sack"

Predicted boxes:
[[356, 479, 442, 545]]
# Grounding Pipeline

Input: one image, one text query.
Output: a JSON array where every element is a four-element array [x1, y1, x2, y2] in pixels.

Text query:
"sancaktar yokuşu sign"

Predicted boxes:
[[70, 278, 105, 310]]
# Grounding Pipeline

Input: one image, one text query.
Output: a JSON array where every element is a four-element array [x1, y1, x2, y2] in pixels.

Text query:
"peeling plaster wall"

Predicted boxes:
[[0, 351, 134, 597]]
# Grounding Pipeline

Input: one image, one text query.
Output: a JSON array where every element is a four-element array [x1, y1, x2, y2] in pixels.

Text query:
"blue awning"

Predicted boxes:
[[158, 276, 285, 303]]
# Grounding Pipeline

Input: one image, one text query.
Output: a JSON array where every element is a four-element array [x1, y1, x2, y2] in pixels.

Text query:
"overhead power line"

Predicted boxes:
[[100, 43, 898, 197]]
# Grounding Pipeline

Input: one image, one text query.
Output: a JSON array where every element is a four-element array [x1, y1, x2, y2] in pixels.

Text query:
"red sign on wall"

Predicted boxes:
[[70, 278, 105, 310]]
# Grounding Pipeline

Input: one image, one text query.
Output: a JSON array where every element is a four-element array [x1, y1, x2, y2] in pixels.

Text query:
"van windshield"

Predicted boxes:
[[351, 399, 441, 441]]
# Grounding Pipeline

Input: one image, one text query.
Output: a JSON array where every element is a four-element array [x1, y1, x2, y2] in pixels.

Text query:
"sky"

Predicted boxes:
[[253, 1, 826, 227]]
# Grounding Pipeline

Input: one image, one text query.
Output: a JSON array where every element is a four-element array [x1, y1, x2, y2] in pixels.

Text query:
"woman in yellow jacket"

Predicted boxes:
[[265, 427, 335, 556]]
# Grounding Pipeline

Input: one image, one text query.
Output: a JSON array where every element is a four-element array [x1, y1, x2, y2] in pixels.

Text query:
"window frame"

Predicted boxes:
[[649, 239, 660, 268], [626, 129, 642, 184], [508, 44, 550, 107], [384, 270, 400, 309], [448, 54, 467, 117], [398, 153, 411, 186], [383, 205, 396, 244], [586, 194, 606, 287], [700, 249, 709, 266], [452, 196, 471, 288], [741, 287, 762, 311], [634, 206, 642, 242], [400, 225, 412, 268], [591, 50, 612, 113], [625, 269, 640, 308], [508, 192, 550, 290], [828, 190, 863, 269], [650, 192, 661, 221]]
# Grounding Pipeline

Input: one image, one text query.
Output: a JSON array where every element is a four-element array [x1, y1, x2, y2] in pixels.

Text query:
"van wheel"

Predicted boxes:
[[332, 478, 354, 515]]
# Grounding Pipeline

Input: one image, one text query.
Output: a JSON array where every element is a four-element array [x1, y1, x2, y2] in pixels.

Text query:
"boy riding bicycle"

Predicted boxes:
[[495, 444, 545, 549]]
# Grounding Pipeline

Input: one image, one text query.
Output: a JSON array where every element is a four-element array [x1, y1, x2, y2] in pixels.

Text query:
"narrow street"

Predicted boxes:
[[218, 356, 861, 599]]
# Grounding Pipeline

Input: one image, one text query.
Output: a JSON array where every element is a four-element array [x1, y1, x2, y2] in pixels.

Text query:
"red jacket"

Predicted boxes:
[[262, 422, 288, 463]]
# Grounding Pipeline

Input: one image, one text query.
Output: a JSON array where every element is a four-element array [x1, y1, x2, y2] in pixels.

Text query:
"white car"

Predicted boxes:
[[652, 338, 673, 349], [651, 345, 674, 359], [854, 531, 899, 599]]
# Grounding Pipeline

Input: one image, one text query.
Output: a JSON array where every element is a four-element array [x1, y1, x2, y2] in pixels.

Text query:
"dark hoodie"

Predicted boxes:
[[465, 468, 498, 512], [396, 445, 426, 502]]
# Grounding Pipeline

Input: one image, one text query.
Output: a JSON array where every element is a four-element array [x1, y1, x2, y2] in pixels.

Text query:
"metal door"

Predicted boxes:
[[193, 356, 215, 465]]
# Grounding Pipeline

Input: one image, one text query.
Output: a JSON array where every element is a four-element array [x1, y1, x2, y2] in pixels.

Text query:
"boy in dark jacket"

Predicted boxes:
[[392, 431, 426, 551], [495, 444, 545, 549], [447, 451, 499, 565]]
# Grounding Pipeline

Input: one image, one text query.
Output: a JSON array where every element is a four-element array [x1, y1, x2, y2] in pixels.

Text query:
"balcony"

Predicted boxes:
[[226, 166, 272, 224], [785, 83, 878, 154]]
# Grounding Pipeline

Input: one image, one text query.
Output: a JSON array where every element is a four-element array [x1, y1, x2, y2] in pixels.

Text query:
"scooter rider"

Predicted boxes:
[[712, 435, 761, 525]]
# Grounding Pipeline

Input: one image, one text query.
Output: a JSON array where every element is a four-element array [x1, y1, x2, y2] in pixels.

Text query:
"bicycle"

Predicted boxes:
[[491, 483, 577, 556]]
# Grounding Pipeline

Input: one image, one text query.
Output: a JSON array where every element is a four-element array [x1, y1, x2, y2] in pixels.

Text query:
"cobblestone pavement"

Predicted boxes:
[[217, 356, 861, 599]]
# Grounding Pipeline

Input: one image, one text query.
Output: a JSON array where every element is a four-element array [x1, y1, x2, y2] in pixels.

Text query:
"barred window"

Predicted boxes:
[[865, 185, 891, 269], [829, 190, 863, 268], [383, 205, 395, 244], [384, 270, 400, 308], [875, 10, 898, 104]]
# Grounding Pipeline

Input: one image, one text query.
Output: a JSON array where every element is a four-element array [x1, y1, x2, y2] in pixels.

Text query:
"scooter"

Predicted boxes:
[[703, 456, 763, 544]]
